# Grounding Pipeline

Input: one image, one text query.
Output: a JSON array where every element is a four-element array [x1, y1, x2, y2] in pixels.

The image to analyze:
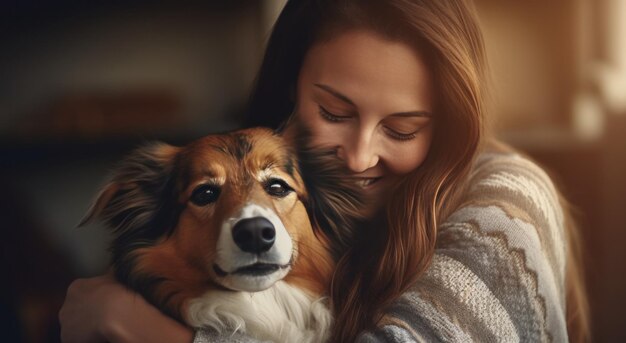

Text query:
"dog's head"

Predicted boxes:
[[82, 128, 334, 318]]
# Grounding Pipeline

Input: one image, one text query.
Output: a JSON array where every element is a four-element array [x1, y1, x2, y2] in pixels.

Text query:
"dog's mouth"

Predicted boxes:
[[213, 262, 290, 277]]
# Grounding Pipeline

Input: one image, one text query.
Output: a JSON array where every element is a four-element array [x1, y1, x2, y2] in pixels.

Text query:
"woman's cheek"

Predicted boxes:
[[310, 121, 346, 148], [298, 108, 343, 148], [385, 132, 432, 174]]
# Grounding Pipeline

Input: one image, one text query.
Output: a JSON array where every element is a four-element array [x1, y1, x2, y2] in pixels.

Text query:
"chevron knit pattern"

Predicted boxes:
[[357, 149, 568, 343], [194, 149, 570, 343]]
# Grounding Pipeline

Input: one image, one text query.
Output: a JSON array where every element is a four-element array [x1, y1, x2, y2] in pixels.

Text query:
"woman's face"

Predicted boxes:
[[289, 30, 434, 199]]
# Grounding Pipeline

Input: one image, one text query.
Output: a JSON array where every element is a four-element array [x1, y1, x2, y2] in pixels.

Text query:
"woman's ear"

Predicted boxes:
[[78, 142, 181, 236]]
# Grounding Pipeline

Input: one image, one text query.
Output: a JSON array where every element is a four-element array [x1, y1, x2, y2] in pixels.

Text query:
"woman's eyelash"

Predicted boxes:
[[383, 126, 419, 141], [318, 106, 349, 122], [319, 104, 420, 141]]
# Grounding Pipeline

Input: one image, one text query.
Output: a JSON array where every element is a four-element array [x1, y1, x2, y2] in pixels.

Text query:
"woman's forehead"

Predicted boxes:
[[300, 29, 433, 114]]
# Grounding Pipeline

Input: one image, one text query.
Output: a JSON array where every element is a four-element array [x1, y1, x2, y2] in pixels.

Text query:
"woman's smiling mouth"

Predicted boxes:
[[355, 177, 382, 188]]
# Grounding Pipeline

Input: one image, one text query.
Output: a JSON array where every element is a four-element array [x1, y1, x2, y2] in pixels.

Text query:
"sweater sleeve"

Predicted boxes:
[[192, 328, 264, 343], [357, 150, 569, 343]]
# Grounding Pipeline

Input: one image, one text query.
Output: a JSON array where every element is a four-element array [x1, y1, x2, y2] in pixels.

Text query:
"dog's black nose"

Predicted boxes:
[[232, 217, 276, 254]]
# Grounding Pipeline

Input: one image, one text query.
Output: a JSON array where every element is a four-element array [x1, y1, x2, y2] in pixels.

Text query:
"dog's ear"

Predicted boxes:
[[78, 182, 121, 227], [79, 142, 181, 236], [289, 124, 367, 258]]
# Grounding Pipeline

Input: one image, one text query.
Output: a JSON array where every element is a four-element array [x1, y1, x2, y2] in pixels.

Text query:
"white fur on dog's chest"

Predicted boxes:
[[186, 281, 332, 343]]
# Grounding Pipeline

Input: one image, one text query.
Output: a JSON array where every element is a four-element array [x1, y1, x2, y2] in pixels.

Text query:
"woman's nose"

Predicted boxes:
[[336, 135, 379, 173]]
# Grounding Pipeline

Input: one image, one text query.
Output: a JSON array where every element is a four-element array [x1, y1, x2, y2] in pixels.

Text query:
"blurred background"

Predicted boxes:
[[1, 0, 625, 342]]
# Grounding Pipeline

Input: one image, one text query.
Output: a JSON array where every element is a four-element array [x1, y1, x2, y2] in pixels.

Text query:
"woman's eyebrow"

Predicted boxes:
[[314, 83, 356, 106], [314, 83, 432, 117], [389, 111, 432, 118]]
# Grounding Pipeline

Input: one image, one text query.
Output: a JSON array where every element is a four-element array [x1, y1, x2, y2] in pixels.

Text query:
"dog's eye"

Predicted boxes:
[[190, 184, 221, 206], [265, 179, 293, 197]]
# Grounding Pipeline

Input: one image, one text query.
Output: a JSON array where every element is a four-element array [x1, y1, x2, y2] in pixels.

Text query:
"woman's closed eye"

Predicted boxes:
[[319, 105, 352, 122], [382, 117, 430, 141], [382, 126, 420, 141], [319, 104, 425, 141]]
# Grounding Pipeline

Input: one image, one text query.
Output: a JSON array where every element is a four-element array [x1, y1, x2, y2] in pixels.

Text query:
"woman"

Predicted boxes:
[[59, 0, 589, 342]]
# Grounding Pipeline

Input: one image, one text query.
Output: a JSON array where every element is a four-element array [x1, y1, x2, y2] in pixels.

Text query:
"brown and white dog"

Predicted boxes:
[[81, 128, 362, 342]]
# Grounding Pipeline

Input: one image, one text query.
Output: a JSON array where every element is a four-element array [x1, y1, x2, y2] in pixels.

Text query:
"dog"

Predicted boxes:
[[80, 127, 363, 342]]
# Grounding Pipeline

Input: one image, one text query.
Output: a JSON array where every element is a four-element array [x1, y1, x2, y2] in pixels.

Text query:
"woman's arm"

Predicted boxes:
[[59, 274, 194, 343], [357, 148, 572, 342], [59, 274, 265, 343]]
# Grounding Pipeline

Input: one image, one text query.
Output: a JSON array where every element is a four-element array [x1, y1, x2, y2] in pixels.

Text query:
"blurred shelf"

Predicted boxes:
[[498, 126, 602, 153], [0, 128, 234, 171], [1, 136, 166, 171]]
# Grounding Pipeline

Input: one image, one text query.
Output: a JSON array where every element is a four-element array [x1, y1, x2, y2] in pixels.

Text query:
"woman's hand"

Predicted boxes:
[[59, 273, 194, 343]]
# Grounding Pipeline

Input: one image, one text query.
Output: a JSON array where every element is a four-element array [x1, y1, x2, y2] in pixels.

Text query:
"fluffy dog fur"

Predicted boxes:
[[81, 128, 363, 342]]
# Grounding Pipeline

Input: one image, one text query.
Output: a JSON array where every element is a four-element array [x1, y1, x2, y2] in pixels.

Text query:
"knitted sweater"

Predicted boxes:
[[194, 148, 569, 342]]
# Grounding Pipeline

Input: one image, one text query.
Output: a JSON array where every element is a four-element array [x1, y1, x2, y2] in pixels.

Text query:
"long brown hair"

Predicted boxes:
[[313, 2, 486, 341], [244, 0, 588, 341]]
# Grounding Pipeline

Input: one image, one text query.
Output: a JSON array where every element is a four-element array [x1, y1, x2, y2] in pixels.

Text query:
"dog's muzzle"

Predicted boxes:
[[213, 204, 293, 292]]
